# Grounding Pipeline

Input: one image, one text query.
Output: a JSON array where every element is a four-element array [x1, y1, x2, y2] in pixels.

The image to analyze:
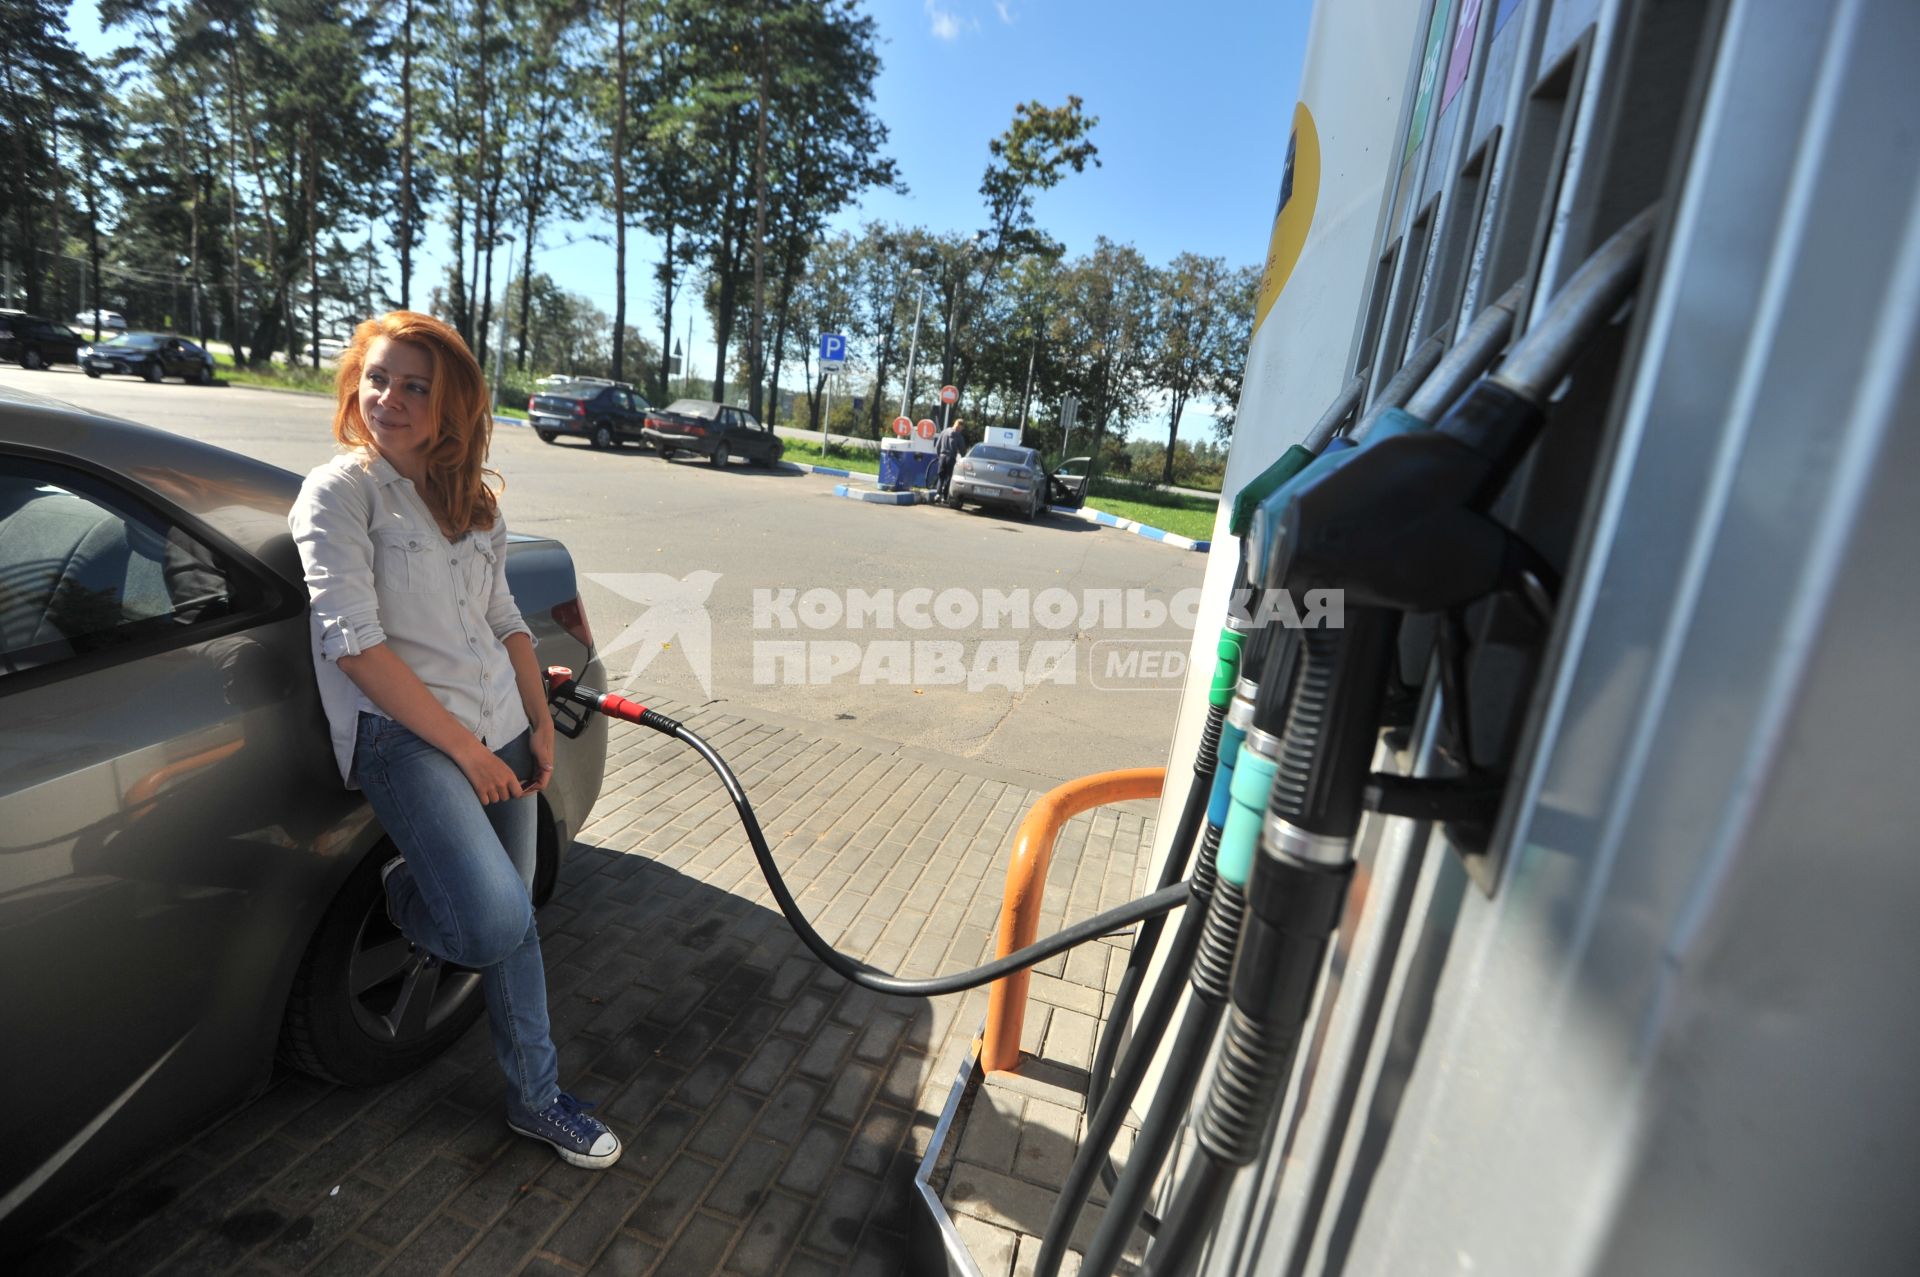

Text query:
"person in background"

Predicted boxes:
[[935, 416, 968, 504], [288, 311, 623, 1170]]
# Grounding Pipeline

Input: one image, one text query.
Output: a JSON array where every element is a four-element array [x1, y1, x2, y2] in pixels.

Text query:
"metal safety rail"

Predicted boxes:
[[981, 767, 1166, 1073]]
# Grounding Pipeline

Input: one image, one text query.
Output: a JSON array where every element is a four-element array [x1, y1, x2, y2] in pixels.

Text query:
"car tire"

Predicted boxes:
[[23, 349, 44, 370], [84, 366, 101, 378], [708, 444, 727, 468], [538, 430, 558, 444], [591, 423, 612, 450], [278, 850, 485, 1086], [1027, 488, 1043, 521], [142, 362, 163, 383], [190, 365, 211, 385]]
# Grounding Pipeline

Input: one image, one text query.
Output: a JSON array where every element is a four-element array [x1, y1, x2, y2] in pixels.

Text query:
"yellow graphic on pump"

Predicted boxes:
[[1255, 102, 1320, 335]]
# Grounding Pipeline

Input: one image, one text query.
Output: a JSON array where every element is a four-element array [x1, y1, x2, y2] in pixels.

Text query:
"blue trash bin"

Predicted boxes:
[[879, 441, 936, 490]]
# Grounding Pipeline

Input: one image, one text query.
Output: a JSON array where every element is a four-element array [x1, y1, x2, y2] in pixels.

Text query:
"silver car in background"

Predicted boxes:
[[948, 443, 1050, 520], [0, 386, 609, 1247]]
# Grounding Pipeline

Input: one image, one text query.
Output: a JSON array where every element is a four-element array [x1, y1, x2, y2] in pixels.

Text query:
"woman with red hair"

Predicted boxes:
[[288, 311, 621, 1169]]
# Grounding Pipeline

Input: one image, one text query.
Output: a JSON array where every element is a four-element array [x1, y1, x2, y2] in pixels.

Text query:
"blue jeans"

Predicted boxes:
[[352, 712, 558, 1113]]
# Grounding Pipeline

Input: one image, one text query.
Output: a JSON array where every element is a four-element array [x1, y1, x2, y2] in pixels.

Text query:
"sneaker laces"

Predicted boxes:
[[544, 1092, 604, 1141]]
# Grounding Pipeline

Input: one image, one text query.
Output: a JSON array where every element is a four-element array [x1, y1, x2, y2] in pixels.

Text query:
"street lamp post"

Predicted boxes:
[[897, 267, 929, 422]]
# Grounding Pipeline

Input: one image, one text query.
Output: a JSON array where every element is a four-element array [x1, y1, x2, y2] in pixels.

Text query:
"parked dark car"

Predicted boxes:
[[949, 444, 1054, 519], [0, 310, 85, 370], [641, 398, 784, 468], [0, 385, 609, 1248], [79, 331, 216, 384], [528, 380, 649, 449]]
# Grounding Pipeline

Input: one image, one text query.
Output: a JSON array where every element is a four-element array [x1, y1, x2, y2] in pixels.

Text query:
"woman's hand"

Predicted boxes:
[[455, 739, 525, 805], [522, 720, 556, 795]]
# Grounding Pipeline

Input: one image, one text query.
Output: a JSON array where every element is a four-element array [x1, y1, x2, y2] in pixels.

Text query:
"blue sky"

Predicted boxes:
[[64, 0, 1312, 412]]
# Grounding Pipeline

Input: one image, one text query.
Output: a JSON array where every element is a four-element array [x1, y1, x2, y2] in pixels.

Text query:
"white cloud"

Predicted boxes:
[[925, 1, 979, 40], [995, 1, 1015, 23]]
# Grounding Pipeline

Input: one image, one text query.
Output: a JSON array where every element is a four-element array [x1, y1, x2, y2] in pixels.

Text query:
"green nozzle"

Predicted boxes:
[[1229, 445, 1316, 538], [1209, 628, 1246, 707], [1217, 749, 1278, 887]]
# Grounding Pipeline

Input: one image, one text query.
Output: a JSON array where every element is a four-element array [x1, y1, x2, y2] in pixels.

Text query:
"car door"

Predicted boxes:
[[746, 414, 775, 461], [616, 390, 646, 437], [623, 393, 651, 436], [0, 451, 334, 1230], [29, 320, 67, 361]]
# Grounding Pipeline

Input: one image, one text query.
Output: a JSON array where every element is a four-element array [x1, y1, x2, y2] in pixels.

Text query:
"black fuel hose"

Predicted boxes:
[[1083, 701, 1222, 1180], [554, 681, 1189, 998]]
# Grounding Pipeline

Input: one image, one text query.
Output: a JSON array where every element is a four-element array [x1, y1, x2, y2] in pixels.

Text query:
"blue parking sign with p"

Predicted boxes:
[[819, 332, 848, 368]]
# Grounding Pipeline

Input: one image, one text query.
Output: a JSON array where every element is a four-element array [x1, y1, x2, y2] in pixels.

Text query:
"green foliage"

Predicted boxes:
[[13, 2, 1257, 478]]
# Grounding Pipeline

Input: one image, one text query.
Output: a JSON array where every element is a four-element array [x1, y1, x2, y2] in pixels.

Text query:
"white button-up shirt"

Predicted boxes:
[[289, 451, 532, 787]]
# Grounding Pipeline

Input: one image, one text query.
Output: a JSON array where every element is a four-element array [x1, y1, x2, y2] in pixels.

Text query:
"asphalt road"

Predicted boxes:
[[1, 366, 1208, 784]]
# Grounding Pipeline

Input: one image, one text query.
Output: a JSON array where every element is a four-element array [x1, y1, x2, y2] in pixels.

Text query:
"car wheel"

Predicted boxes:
[[142, 362, 163, 383], [85, 366, 101, 378], [23, 349, 44, 370], [592, 423, 612, 450], [278, 850, 485, 1086], [708, 443, 727, 468], [1027, 488, 1043, 521], [538, 430, 558, 444], [190, 365, 211, 385]]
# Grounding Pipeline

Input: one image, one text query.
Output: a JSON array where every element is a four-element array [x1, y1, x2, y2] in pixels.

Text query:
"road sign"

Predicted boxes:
[[820, 332, 848, 369], [893, 415, 913, 438], [917, 418, 937, 440], [939, 384, 959, 405]]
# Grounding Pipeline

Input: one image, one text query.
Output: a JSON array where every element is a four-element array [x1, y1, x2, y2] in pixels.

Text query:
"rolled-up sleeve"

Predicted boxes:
[[288, 468, 386, 661], [484, 517, 533, 644]]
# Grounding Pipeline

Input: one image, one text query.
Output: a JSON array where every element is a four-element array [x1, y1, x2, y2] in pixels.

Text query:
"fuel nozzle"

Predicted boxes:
[[1269, 209, 1657, 613]]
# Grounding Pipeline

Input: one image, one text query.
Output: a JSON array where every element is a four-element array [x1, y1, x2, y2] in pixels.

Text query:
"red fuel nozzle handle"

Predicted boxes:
[[542, 666, 680, 736]]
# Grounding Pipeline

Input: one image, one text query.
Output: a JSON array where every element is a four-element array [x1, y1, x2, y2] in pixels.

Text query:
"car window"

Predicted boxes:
[[0, 458, 250, 678], [664, 399, 720, 419], [969, 446, 1034, 465]]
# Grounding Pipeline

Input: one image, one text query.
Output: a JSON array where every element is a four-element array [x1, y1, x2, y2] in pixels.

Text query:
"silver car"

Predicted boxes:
[[0, 385, 609, 1247], [948, 443, 1050, 520]]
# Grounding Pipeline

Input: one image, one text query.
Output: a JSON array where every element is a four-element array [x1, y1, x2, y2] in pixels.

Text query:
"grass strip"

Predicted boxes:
[[780, 437, 882, 474]]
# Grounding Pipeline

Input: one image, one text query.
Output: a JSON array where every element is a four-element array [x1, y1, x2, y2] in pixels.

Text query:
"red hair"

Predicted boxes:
[[333, 310, 501, 535]]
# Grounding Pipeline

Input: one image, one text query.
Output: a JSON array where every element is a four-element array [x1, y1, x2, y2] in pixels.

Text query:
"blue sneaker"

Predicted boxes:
[[508, 1092, 623, 1169]]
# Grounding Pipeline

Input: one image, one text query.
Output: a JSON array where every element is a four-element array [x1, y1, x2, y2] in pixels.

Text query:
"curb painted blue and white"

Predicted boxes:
[[833, 483, 919, 505], [1047, 505, 1211, 553], [789, 462, 884, 483]]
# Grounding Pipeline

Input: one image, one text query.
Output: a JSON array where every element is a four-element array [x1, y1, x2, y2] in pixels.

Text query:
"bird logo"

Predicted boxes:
[[586, 571, 722, 697]]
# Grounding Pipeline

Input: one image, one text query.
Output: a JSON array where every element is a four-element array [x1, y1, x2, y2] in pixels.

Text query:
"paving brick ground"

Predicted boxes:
[[19, 697, 1156, 1277]]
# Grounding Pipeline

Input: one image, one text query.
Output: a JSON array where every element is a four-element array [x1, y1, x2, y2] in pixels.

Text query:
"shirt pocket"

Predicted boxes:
[[373, 529, 447, 594], [464, 534, 500, 601]]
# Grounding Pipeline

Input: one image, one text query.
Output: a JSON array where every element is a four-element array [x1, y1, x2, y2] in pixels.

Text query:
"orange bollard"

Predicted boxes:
[[981, 767, 1165, 1074]]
